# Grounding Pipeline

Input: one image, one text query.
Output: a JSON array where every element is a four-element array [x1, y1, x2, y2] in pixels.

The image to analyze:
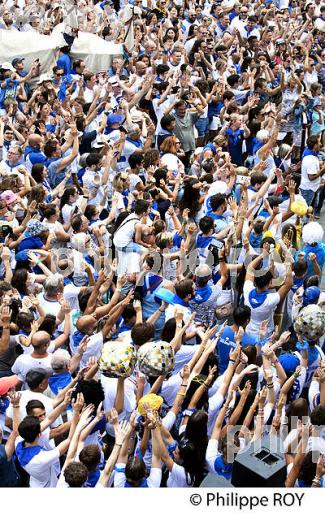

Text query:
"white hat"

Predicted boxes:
[[0, 62, 15, 72], [92, 134, 113, 148], [38, 73, 52, 83]]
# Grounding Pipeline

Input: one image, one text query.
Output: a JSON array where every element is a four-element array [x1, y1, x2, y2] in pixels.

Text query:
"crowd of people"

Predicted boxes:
[[1, 0, 325, 490]]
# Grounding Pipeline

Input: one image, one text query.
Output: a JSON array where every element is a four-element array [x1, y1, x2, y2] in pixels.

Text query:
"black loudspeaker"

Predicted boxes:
[[231, 436, 286, 487]]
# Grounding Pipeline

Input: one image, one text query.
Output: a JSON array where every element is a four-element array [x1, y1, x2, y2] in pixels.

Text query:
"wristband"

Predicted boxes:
[[181, 384, 187, 388], [229, 360, 235, 365], [116, 443, 123, 447], [312, 477, 321, 485], [203, 382, 210, 389], [13, 406, 20, 408], [177, 391, 186, 397]]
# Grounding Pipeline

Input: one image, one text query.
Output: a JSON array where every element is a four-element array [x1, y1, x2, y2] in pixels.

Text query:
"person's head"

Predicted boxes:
[[76, 314, 97, 336], [25, 368, 49, 392], [25, 399, 46, 421], [60, 186, 78, 210], [310, 405, 325, 435], [18, 416, 41, 443], [160, 136, 181, 155], [250, 171, 267, 189], [307, 134, 321, 152], [73, 59, 86, 75], [128, 152, 144, 172], [31, 331, 52, 356], [131, 322, 155, 347], [185, 410, 208, 445], [51, 349, 71, 373], [233, 305, 251, 328], [286, 398, 309, 431], [175, 279, 195, 302], [79, 444, 101, 472], [254, 271, 273, 291], [135, 61, 147, 77], [175, 100, 187, 118], [64, 462, 89, 487], [293, 259, 308, 279], [124, 456, 147, 486], [43, 274, 64, 299], [173, 437, 205, 485], [72, 379, 104, 409], [11, 268, 29, 296], [134, 199, 150, 217], [195, 264, 212, 287], [209, 194, 227, 214], [16, 311, 34, 333], [85, 153, 102, 171], [199, 216, 214, 236]]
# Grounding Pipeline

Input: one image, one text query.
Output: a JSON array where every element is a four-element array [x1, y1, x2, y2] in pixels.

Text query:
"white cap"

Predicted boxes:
[[0, 62, 15, 72]]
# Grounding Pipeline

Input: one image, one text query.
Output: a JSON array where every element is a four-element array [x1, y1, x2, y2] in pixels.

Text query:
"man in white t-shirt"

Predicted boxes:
[[243, 259, 293, 336], [11, 332, 54, 385], [300, 136, 324, 207]]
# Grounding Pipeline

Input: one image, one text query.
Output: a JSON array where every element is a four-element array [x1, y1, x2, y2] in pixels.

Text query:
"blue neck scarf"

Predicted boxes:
[[15, 441, 44, 467], [302, 148, 318, 158], [193, 284, 212, 304], [214, 455, 233, 480], [173, 294, 190, 308], [248, 288, 268, 308]]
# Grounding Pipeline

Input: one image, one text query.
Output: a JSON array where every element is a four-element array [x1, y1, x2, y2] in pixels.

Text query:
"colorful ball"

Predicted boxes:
[[137, 340, 175, 377], [99, 341, 136, 378], [293, 304, 325, 342]]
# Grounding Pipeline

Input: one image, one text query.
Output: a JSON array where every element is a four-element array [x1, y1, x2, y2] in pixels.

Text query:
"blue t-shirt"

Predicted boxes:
[[57, 54, 72, 76], [216, 325, 260, 374]]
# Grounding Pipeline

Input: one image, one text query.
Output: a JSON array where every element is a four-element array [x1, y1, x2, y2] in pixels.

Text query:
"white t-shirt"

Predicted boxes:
[[15, 435, 60, 488], [301, 154, 321, 192], [11, 354, 53, 384], [243, 280, 281, 336], [167, 462, 189, 487], [100, 375, 137, 436]]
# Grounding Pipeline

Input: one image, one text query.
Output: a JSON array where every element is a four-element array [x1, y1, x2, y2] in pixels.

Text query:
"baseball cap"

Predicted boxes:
[[12, 57, 24, 67], [278, 353, 300, 375], [0, 190, 17, 205], [0, 62, 15, 72], [303, 286, 321, 306], [0, 375, 19, 396], [26, 219, 48, 237], [107, 113, 124, 126]]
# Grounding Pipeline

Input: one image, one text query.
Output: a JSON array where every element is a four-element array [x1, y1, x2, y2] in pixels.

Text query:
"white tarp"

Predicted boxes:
[[0, 27, 123, 76]]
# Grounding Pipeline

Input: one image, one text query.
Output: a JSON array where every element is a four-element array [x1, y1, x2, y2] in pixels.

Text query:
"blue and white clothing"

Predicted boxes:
[[243, 280, 280, 336], [15, 434, 60, 488], [113, 462, 162, 487]]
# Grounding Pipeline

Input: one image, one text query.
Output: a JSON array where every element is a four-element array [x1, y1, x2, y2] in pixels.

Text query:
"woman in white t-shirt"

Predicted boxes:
[[160, 136, 185, 179], [60, 186, 84, 224]]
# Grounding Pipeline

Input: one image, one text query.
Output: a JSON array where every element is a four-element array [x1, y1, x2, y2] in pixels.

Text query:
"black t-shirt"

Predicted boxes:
[[0, 336, 22, 373]]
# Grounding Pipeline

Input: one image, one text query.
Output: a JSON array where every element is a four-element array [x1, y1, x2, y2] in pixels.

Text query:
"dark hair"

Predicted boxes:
[[304, 275, 320, 289], [26, 399, 45, 416], [298, 451, 319, 487], [128, 152, 144, 169], [71, 379, 104, 409], [31, 163, 45, 183], [25, 368, 48, 390], [18, 416, 41, 442], [179, 182, 201, 218], [134, 199, 150, 215], [131, 322, 154, 346], [310, 405, 325, 427], [209, 194, 227, 212], [125, 456, 146, 485], [199, 216, 214, 234], [60, 186, 77, 210], [292, 260, 308, 278], [175, 279, 194, 300], [64, 461, 89, 487], [161, 318, 178, 343], [16, 311, 34, 332], [11, 268, 28, 296], [79, 445, 101, 472], [38, 314, 57, 336], [306, 134, 319, 150], [85, 153, 101, 168], [254, 270, 273, 289], [233, 305, 251, 326]]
